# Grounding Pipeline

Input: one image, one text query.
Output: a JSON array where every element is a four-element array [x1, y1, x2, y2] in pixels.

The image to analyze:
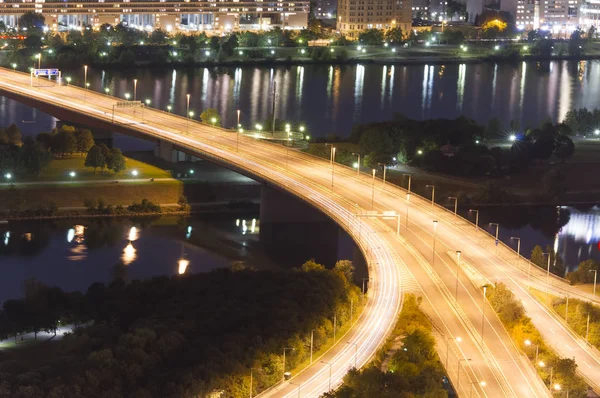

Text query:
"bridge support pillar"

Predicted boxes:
[[259, 185, 340, 268], [155, 140, 174, 162]]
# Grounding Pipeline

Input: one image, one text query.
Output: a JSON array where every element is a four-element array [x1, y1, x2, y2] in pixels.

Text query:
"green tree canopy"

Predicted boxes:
[[107, 147, 126, 173], [200, 108, 221, 126], [84, 145, 106, 174]]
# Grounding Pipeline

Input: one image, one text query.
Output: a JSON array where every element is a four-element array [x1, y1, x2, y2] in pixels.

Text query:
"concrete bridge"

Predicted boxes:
[[2, 67, 599, 397]]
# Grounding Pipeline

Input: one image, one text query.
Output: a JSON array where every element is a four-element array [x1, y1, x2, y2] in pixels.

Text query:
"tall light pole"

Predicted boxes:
[[455, 250, 461, 299], [378, 163, 387, 186], [250, 367, 260, 398], [331, 146, 336, 188], [586, 312, 591, 343], [469, 209, 479, 230], [543, 252, 551, 298], [346, 342, 358, 368], [321, 361, 333, 392], [289, 382, 301, 398], [481, 285, 487, 343], [426, 184, 435, 206], [457, 358, 472, 394], [371, 169, 376, 210], [134, 79, 138, 101], [510, 236, 521, 259], [83, 65, 88, 101], [353, 152, 361, 176], [283, 347, 294, 381], [237, 109, 241, 127], [448, 196, 458, 218], [590, 270, 598, 297], [186, 93, 191, 132], [403, 173, 411, 194], [446, 336, 461, 369], [525, 339, 539, 362], [310, 330, 315, 364], [432, 220, 438, 266], [489, 222, 499, 244], [36, 53, 41, 69]]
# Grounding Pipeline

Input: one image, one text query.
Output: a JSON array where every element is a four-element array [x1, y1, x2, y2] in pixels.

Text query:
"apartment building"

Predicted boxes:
[[513, 0, 578, 31], [337, 0, 412, 37], [0, 0, 310, 32]]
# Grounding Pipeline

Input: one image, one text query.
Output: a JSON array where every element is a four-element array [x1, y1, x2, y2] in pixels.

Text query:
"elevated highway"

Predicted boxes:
[[1, 68, 597, 397]]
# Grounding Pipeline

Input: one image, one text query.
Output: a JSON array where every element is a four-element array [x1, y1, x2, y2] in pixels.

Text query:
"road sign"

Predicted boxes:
[[34, 68, 59, 77], [116, 101, 142, 108]]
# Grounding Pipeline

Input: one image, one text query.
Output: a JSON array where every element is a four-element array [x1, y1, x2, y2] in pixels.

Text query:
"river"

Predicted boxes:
[[2, 61, 600, 294], [2, 60, 600, 139]]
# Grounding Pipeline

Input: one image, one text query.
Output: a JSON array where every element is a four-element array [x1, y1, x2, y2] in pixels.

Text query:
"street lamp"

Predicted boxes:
[[352, 152, 361, 176], [321, 361, 333, 392], [331, 147, 336, 188], [289, 382, 301, 398], [237, 109, 241, 126], [145, 99, 151, 106], [510, 236, 521, 259], [524, 339, 539, 362], [590, 270, 598, 297], [457, 358, 472, 393], [4, 173, 12, 180], [432, 220, 438, 266], [249, 367, 260, 398], [469, 209, 479, 230], [489, 223, 499, 245], [83, 65, 88, 101], [36, 53, 41, 69], [448, 196, 458, 218], [66, 76, 71, 86], [455, 251, 461, 299], [104, 87, 110, 94], [362, 277, 371, 295], [134, 78, 138, 101], [186, 93, 191, 132], [445, 336, 462, 369], [481, 285, 488, 343], [371, 169, 376, 210], [426, 184, 435, 206], [11, 63, 17, 70], [543, 252, 552, 298], [378, 163, 387, 186], [346, 341, 358, 368], [69, 171, 76, 182], [403, 173, 411, 194], [211, 117, 217, 125], [283, 347, 294, 381], [167, 105, 172, 113], [124, 93, 131, 100], [131, 169, 139, 182]]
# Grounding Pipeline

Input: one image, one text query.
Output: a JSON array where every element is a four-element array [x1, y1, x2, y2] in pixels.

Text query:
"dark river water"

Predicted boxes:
[[3, 60, 600, 139], [2, 61, 600, 292]]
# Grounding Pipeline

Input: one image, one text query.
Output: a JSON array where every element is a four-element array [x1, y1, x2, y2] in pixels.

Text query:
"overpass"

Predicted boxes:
[[1, 68, 599, 397]]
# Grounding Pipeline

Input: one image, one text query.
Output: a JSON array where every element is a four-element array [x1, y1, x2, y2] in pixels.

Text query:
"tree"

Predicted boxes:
[[5, 123, 21, 145], [486, 283, 525, 325], [107, 148, 126, 173], [358, 29, 384, 45], [486, 117, 503, 138], [301, 259, 325, 272], [17, 138, 50, 177], [566, 259, 599, 284], [200, 108, 221, 126], [384, 27, 405, 44], [19, 11, 45, 32], [149, 28, 168, 44], [553, 135, 574, 163], [334, 260, 354, 284], [530, 245, 545, 269], [568, 29, 585, 57], [85, 145, 106, 174], [51, 127, 77, 157], [74, 129, 95, 153]]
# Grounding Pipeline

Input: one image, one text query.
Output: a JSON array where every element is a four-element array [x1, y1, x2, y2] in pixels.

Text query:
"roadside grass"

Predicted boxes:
[[0, 180, 183, 209], [32, 156, 171, 182]]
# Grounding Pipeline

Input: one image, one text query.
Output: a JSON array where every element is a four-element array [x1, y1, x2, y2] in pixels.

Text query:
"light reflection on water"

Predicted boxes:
[[557, 206, 600, 269]]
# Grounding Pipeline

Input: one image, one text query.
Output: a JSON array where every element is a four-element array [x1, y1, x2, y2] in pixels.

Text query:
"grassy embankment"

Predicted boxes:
[[486, 283, 589, 396], [0, 156, 181, 209], [530, 287, 600, 351]]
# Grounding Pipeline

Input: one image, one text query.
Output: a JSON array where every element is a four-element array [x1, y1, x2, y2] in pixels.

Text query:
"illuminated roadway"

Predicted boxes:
[[1, 69, 598, 396]]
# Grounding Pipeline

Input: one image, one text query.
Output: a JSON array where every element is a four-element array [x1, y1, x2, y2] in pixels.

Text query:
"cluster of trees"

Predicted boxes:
[[566, 259, 599, 284], [82, 197, 162, 215], [347, 116, 574, 181], [530, 244, 567, 277], [485, 283, 588, 396], [0, 259, 361, 397], [0, 124, 51, 179], [563, 107, 600, 135], [325, 294, 448, 397], [36, 125, 95, 157], [85, 144, 126, 174]]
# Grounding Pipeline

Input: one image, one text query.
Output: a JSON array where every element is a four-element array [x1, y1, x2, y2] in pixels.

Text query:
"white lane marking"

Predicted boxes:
[[583, 361, 592, 368], [566, 344, 573, 351], [549, 328, 555, 334]]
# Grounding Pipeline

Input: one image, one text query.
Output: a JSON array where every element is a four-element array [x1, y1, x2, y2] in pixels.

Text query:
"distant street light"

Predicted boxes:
[[131, 169, 139, 182], [133, 79, 138, 101], [4, 173, 12, 180], [469, 209, 479, 230], [11, 63, 17, 70], [145, 99, 151, 105], [371, 169, 376, 209], [124, 93, 131, 100], [69, 171, 76, 181], [66, 76, 71, 86], [321, 360, 333, 392], [167, 105, 172, 113], [426, 184, 435, 206], [448, 196, 458, 218], [104, 87, 110, 94], [509, 134, 517, 141], [457, 358, 472, 393], [590, 270, 598, 297], [211, 117, 217, 125], [524, 339, 539, 362]]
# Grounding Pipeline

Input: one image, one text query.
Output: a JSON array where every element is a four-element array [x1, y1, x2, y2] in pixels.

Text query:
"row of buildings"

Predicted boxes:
[[0, 0, 597, 36]]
